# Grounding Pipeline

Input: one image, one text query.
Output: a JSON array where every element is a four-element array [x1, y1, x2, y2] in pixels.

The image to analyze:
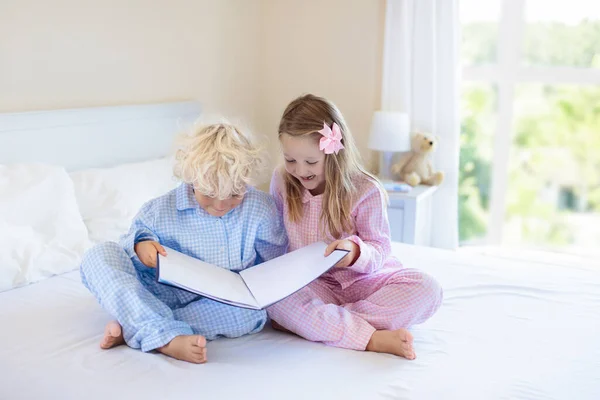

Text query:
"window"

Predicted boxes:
[[460, 0, 600, 256]]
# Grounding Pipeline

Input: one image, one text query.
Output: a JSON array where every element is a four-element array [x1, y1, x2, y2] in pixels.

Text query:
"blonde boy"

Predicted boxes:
[[80, 123, 288, 363]]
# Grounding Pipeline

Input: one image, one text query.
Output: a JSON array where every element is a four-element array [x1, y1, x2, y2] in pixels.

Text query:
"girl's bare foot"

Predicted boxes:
[[158, 335, 207, 364], [366, 329, 416, 360], [100, 320, 125, 349], [271, 320, 291, 333]]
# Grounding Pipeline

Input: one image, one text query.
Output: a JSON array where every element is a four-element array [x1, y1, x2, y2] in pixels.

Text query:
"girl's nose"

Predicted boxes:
[[296, 164, 308, 176]]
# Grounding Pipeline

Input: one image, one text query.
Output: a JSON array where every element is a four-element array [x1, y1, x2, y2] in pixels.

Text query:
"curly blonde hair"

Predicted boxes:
[[173, 122, 263, 200]]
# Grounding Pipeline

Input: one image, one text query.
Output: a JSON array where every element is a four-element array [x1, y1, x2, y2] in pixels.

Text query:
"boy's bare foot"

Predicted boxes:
[[271, 319, 291, 333], [158, 335, 207, 364], [366, 329, 416, 360], [100, 320, 125, 349]]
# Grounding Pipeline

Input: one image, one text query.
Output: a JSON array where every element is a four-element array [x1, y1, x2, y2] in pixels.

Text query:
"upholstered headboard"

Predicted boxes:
[[0, 101, 202, 171]]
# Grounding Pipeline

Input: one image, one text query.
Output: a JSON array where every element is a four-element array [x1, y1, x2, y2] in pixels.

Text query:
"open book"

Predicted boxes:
[[156, 241, 349, 310]]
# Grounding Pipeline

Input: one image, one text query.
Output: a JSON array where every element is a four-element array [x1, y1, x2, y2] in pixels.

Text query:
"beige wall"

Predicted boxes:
[[258, 0, 385, 176], [0, 0, 263, 122], [0, 0, 385, 183]]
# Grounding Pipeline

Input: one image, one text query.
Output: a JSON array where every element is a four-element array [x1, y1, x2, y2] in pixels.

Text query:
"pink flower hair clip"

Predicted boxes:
[[318, 122, 345, 155]]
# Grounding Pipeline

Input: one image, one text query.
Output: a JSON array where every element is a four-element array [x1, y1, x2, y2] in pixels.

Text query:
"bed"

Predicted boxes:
[[1, 103, 599, 400]]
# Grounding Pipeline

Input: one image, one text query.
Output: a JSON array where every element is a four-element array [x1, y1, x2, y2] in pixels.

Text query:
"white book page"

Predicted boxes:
[[239, 241, 348, 308], [158, 247, 259, 309]]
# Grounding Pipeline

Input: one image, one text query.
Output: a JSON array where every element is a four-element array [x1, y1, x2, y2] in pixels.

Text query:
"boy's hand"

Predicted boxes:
[[134, 241, 167, 268], [324, 239, 360, 268]]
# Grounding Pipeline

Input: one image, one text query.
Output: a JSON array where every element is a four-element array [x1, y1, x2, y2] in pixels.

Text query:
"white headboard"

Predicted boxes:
[[0, 101, 202, 171]]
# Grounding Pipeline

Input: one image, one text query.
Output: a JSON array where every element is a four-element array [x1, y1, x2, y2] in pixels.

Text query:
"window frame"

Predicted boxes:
[[462, 0, 600, 244]]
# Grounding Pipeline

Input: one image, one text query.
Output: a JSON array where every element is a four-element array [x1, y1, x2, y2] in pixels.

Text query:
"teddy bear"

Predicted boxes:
[[391, 132, 444, 186]]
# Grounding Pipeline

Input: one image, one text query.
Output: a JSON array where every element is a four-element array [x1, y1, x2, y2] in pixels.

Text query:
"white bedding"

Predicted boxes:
[[1, 243, 599, 400]]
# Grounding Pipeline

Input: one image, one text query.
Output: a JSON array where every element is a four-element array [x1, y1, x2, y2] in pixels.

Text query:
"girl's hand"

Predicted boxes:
[[324, 239, 360, 268], [134, 241, 167, 268]]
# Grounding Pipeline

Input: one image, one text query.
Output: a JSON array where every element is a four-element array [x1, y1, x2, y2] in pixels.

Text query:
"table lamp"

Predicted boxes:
[[368, 111, 411, 181]]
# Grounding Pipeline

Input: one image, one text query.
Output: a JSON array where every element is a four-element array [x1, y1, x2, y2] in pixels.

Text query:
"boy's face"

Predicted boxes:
[[194, 192, 244, 217], [281, 133, 326, 195]]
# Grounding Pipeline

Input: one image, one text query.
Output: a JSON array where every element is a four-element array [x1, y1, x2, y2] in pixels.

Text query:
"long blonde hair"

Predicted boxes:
[[278, 94, 385, 238], [174, 123, 264, 200]]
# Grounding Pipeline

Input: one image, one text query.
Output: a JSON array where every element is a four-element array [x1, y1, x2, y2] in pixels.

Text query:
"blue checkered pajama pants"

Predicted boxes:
[[80, 242, 267, 352]]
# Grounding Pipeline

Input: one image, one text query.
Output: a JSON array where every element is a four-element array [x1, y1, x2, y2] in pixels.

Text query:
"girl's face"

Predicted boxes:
[[194, 191, 244, 217], [280, 133, 326, 195]]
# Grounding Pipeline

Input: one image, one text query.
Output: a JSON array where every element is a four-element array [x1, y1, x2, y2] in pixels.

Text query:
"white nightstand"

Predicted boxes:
[[386, 185, 438, 246]]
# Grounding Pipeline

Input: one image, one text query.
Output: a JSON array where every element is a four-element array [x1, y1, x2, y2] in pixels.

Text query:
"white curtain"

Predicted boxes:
[[381, 0, 460, 249]]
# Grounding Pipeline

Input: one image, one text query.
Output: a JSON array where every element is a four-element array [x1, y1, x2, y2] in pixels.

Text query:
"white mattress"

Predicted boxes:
[[1, 243, 599, 400]]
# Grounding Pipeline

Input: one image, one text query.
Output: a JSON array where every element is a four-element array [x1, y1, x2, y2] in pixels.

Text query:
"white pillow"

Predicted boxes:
[[69, 158, 179, 243], [0, 164, 90, 292]]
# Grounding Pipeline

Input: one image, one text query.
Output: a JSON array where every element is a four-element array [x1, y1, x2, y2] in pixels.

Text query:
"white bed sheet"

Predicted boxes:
[[1, 243, 599, 400]]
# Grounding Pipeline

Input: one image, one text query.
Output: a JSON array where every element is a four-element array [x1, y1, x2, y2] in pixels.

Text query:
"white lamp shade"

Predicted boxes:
[[368, 111, 410, 152]]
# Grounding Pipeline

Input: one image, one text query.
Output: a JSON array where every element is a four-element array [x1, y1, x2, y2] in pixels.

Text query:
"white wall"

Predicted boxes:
[[0, 0, 385, 180]]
